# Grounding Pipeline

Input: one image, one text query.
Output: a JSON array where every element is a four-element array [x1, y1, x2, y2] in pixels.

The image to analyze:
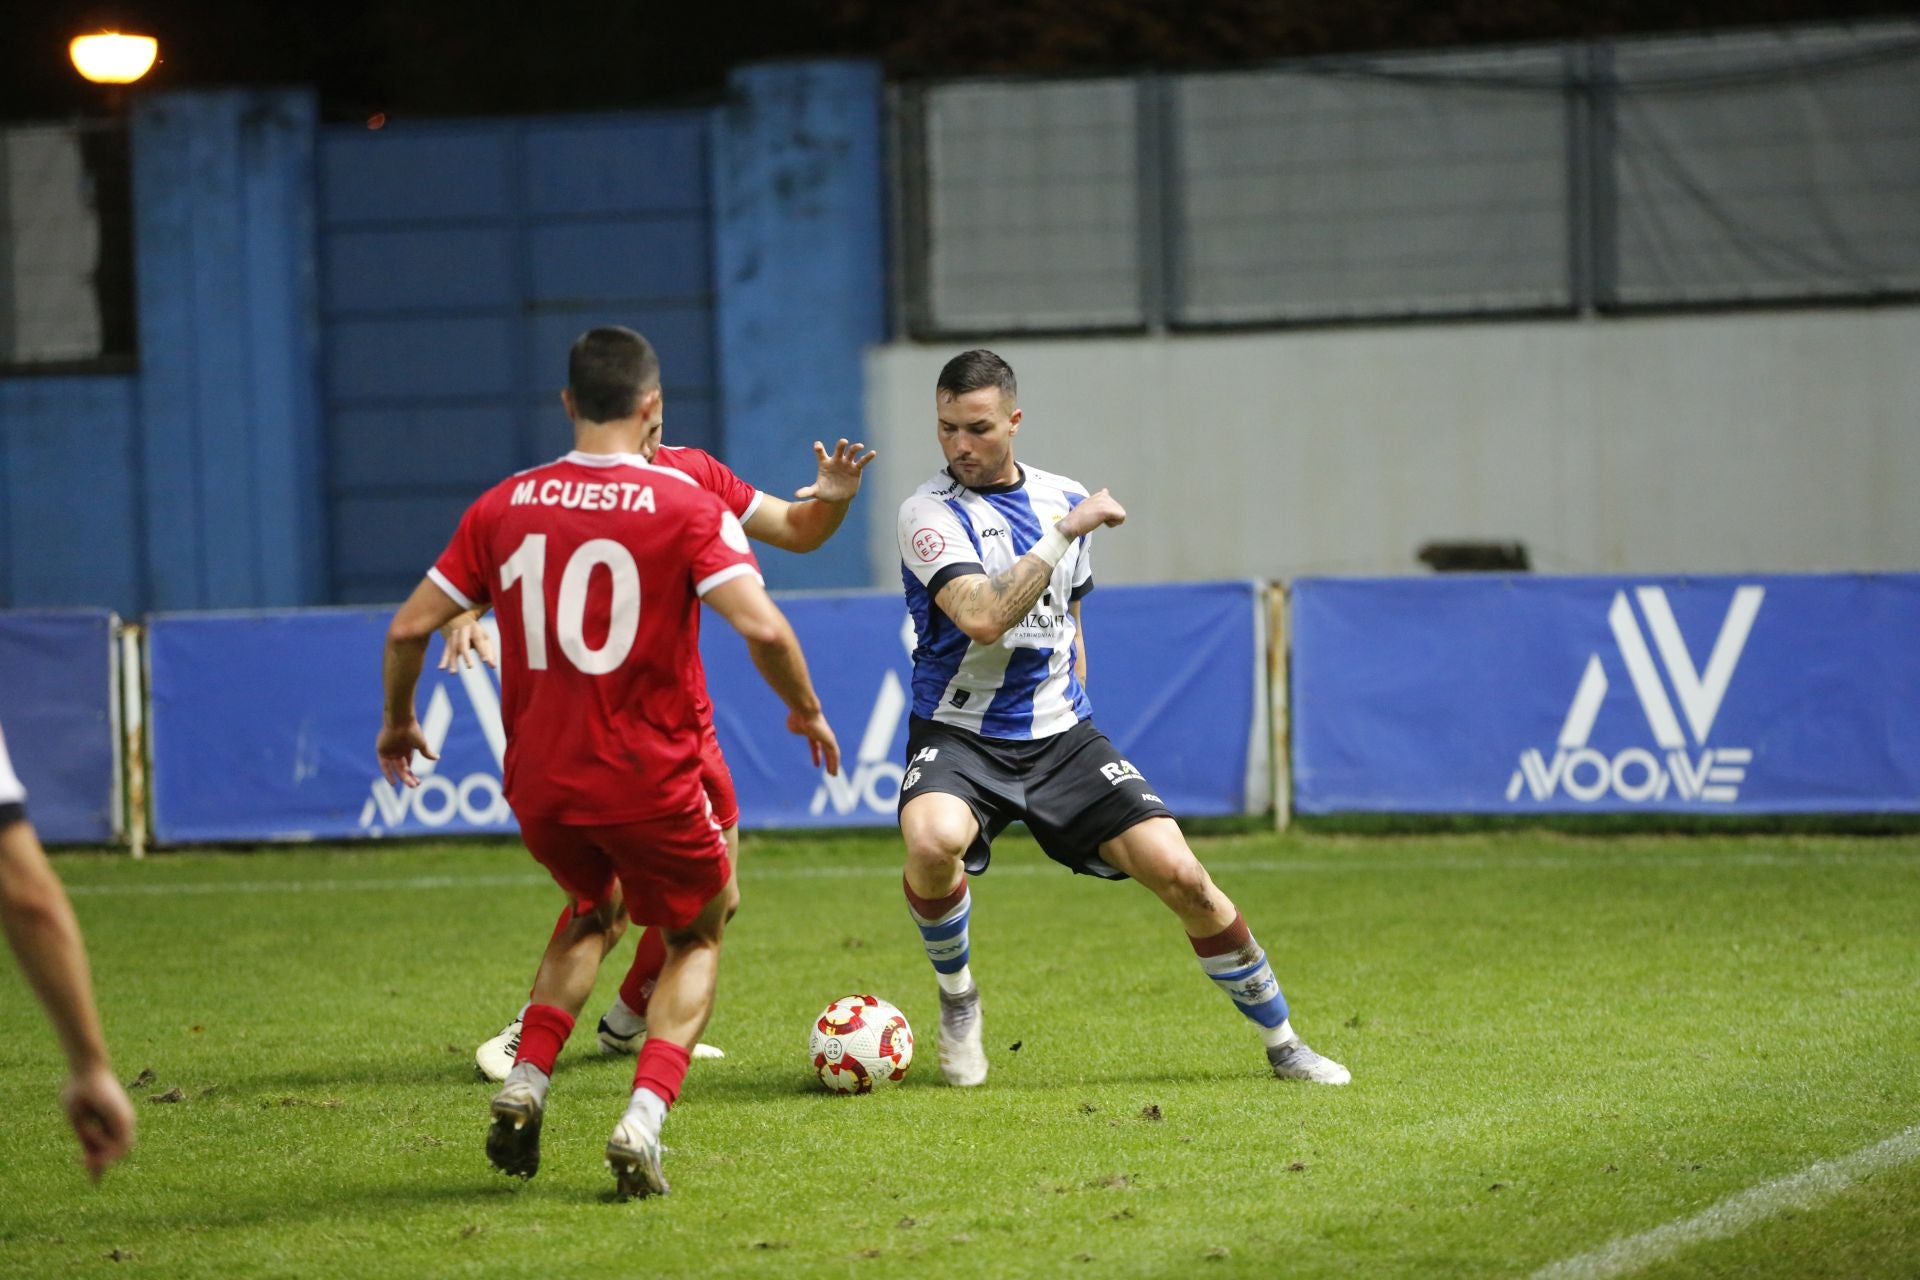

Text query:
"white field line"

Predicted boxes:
[[60, 849, 1918, 898], [1531, 1123, 1920, 1280]]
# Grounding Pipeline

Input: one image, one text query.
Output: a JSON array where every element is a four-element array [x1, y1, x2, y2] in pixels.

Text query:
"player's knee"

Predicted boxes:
[[1134, 848, 1215, 913], [566, 895, 621, 939], [900, 807, 971, 866]]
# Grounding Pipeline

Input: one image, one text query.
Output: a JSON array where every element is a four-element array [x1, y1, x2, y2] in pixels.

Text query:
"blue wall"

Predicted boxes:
[[715, 62, 888, 590], [0, 91, 325, 615], [0, 64, 887, 611], [0, 377, 143, 610], [131, 90, 327, 610], [317, 111, 724, 603]]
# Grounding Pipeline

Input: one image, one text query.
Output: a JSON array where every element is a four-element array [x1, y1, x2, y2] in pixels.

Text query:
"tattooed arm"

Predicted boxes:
[[933, 489, 1126, 645]]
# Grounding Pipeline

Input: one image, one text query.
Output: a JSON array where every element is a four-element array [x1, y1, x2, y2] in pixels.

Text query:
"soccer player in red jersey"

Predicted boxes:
[[379, 327, 841, 1197], [443, 346, 876, 1081]]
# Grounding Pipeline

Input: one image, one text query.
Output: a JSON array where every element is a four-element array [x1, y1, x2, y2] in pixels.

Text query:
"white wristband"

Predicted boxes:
[[1031, 527, 1071, 568]]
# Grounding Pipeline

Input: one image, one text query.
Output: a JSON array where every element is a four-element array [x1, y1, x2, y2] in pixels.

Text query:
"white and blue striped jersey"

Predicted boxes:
[[897, 463, 1096, 740]]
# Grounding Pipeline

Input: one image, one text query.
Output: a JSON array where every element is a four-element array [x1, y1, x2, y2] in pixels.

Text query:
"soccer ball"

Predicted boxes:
[[809, 994, 913, 1093]]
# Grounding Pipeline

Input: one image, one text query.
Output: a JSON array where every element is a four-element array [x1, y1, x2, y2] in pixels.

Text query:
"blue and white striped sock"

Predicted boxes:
[[1191, 913, 1296, 1048], [905, 876, 973, 996]]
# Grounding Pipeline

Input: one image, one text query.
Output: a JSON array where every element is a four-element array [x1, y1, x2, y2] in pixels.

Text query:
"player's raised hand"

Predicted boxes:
[[794, 438, 877, 505], [61, 1064, 135, 1181], [788, 708, 842, 777], [1060, 488, 1127, 538], [376, 720, 435, 788], [437, 618, 496, 671]]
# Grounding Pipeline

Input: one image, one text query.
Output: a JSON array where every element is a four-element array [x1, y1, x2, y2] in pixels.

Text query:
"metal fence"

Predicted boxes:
[[892, 21, 1920, 337]]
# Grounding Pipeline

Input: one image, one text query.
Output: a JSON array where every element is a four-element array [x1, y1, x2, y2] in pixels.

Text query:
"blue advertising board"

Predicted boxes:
[[144, 581, 1268, 844], [147, 609, 513, 843], [0, 611, 120, 844], [1291, 574, 1920, 814], [707, 581, 1268, 829]]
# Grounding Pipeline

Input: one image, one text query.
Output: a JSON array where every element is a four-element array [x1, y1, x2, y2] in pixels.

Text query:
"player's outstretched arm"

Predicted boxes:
[[743, 438, 877, 553], [379, 577, 467, 787], [0, 817, 136, 1179], [935, 488, 1127, 646], [703, 575, 842, 776]]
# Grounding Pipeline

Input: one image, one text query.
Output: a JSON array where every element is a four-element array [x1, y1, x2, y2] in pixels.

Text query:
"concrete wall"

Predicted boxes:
[[864, 307, 1920, 585]]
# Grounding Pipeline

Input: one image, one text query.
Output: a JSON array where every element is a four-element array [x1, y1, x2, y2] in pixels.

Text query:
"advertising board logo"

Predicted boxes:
[[811, 614, 916, 818], [360, 622, 514, 832], [1507, 586, 1763, 805]]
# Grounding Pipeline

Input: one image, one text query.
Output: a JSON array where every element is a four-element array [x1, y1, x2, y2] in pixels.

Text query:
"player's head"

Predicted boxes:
[[935, 349, 1021, 488], [563, 326, 664, 454]]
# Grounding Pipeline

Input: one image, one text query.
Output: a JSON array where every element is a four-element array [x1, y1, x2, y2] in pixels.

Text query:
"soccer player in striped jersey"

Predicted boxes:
[[896, 349, 1348, 1088], [446, 330, 874, 1082]]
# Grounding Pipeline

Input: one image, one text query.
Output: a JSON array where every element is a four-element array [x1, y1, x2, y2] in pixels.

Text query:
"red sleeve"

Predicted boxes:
[[669, 447, 760, 520], [684, 492, 763, 598], [429, 489, 496, 610]]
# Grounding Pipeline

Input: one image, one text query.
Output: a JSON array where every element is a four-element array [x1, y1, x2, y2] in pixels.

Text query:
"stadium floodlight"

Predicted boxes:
[[69, 33, 159, 85]]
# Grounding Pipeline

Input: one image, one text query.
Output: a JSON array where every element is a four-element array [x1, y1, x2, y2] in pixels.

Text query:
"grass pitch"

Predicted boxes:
[[3, 828, 1917, 1278]]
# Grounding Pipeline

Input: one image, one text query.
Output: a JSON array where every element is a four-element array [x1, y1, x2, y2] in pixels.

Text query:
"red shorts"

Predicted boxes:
[[519, 807, 732, 931], [697, 721, 740, 831]]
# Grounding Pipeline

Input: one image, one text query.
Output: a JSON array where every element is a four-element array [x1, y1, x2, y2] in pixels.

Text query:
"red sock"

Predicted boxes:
[[903, 874, 968, 920], [514, 1004, 576, 1075], [619, 927, 668, 1015], [1189, 912, 1253, 956], [632, 1038, 692, 1107]]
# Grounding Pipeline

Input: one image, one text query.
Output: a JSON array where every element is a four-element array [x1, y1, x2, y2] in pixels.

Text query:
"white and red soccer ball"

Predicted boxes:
[[809, 994, 913, 1093]]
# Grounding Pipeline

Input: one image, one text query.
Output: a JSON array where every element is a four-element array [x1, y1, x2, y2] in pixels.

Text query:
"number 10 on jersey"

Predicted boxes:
[[500, 534, 642, 675]]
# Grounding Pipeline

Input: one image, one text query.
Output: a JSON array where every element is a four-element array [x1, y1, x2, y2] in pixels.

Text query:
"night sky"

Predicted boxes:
[[4, 0, 1914, 123]]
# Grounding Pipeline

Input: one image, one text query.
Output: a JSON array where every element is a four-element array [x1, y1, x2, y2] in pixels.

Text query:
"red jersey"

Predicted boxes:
[[652, 445, 761, 728], [430, 450, 762, 824]]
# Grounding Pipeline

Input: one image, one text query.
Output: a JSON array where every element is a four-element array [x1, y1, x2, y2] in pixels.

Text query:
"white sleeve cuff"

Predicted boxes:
[[428, 567, 476, 611], [696, 563, 763, 597]]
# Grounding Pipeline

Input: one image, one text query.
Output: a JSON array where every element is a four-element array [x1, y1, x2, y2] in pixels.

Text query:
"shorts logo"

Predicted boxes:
[[1100, 760, 1145, 786], [912, 528, 945, 562], [911, 747, 940, 765], [903, 767, 923, 790]]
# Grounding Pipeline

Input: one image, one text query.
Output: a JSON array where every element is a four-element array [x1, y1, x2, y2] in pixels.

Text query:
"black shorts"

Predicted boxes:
[[897, 715, 1175, 880]]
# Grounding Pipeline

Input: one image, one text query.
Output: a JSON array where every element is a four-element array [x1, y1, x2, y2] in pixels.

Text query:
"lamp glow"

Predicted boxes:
[[70, 33, 158, 86]]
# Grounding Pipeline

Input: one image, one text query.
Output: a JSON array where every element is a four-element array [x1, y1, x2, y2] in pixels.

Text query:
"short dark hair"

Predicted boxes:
[[936, 349, 1017, 404], [568, 327, 660, 422]]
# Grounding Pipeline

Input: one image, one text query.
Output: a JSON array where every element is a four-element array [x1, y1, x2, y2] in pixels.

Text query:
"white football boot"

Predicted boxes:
[[596, 1013, 726, 1061], [485, 1076, 545, 1179], [475, 1017, 522, 1083], [936, 985, 987, 1087], [1266, 1038, 1351, 1085], [605, 1112, 669, 1199]]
